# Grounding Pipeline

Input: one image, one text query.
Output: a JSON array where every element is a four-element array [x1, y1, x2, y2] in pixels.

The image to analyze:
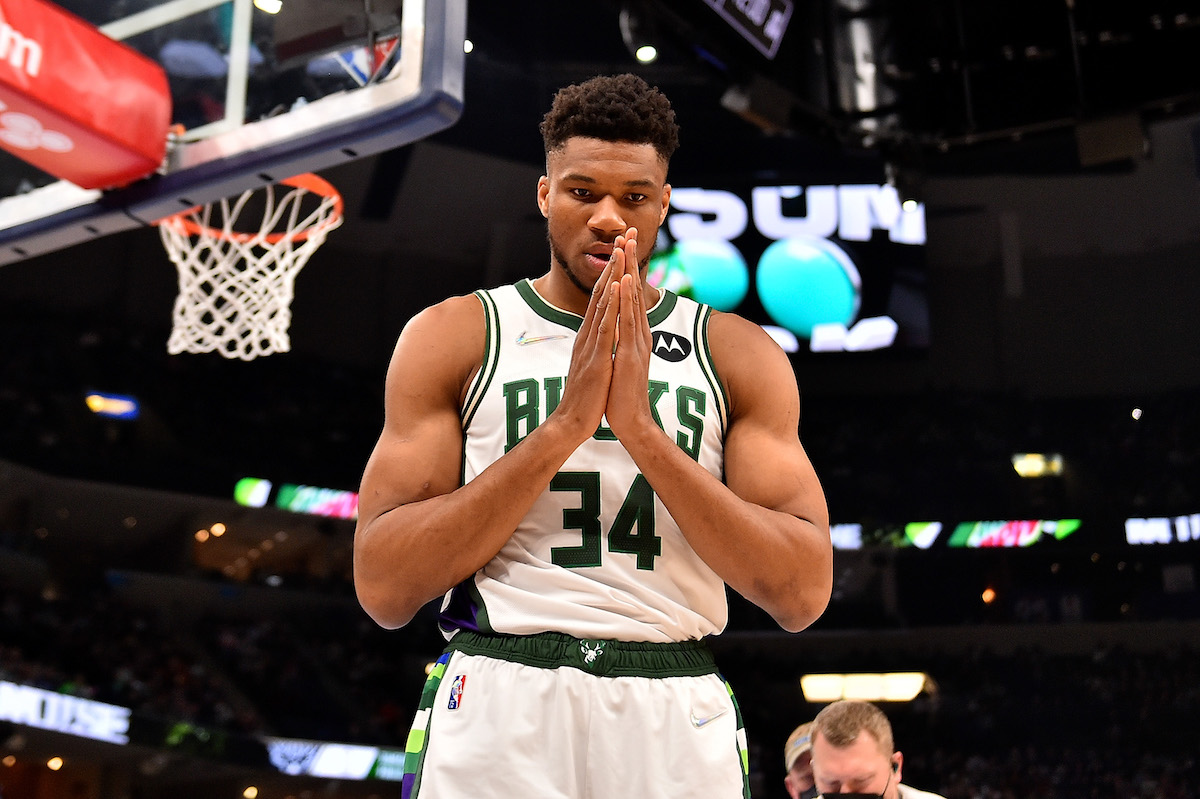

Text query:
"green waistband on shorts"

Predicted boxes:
[[445, 630, 719, 678]]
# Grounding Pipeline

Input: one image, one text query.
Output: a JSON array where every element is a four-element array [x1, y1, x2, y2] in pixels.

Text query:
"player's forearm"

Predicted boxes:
[[354, 416, 587, 629], [620, 422, 832, 632]]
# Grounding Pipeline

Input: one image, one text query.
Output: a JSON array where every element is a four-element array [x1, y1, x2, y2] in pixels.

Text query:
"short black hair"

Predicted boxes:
[[540, 73, 680, 164]]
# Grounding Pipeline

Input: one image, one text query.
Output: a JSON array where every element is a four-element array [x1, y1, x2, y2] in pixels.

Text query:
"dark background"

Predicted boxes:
[[2, 1, 1199, 797]]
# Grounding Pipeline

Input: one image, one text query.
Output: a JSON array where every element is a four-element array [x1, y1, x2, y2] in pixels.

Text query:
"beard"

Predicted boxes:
[[547, 229, 654, 297], [549, 237, 592, 296]]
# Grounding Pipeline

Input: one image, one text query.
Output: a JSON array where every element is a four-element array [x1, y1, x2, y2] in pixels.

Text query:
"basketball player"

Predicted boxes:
[[353, 73, 832, 798], [809, 700, 948, 799]]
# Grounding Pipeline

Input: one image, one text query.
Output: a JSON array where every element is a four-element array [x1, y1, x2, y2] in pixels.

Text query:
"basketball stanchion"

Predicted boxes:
[[154, 173, 344, 361]]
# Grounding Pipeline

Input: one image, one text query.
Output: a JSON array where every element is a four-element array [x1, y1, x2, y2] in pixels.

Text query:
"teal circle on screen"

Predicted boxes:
[[670, 239, 749, 311], [756, 236, 862, 338]]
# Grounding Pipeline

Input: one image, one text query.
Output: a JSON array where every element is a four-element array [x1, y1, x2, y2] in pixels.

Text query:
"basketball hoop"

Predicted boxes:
[[155, 173, 344, 360]]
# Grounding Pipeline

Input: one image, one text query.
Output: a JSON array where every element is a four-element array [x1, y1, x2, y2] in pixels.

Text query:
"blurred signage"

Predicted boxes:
[[947, 519, 1081, 548], [829, 521, 943, 549], [656, 183, 927, 355], [668, 184, 925, 246], [1126, 513, 1200, 545], [264, 736, 404, 780], [830, 522, 863, 549], [0, 680, 130, 744], [235, 477, 359, 519], [702, 0, 793, 58]]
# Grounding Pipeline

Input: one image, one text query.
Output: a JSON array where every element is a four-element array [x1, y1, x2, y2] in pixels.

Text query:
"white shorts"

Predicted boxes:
[[398, 631, 750, 798]]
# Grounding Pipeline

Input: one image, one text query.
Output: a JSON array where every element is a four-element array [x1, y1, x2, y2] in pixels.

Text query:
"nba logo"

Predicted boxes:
[[448, 674, 466, 710]]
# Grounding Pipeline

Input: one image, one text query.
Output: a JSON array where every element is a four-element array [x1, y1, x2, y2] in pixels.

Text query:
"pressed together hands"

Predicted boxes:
[[555, 226, 660, 448]]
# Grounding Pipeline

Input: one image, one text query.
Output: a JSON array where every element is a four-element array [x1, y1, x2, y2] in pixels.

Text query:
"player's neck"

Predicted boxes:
[[531, 270, 660, 318]]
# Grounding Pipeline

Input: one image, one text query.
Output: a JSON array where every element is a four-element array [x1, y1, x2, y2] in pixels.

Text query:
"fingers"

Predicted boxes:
[[619, 273, 637, 330], [612, 228, 652, 359], [623, 227, 639, 275], [584, 232, 632, 337], [620, 228, 651, 336], [612, 231, 629, 282], [599, 279, 621, 354], [606, 272, 653, 439], [619, 271, 650, 347], [582, 226, 639, 333], [582, 245, 618, 331]]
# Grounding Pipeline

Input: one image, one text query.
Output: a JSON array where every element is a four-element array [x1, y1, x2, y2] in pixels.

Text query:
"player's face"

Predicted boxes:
[[810, 732, 900, 798], [538, 136, 670, 298]]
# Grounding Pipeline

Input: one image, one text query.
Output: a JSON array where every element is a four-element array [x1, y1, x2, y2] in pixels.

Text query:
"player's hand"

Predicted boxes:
[[605, 228, 655, 442], [553, 234, 626, 443]]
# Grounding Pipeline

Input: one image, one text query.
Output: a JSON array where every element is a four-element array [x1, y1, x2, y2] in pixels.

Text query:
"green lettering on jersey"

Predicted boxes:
[[551, 471, 662, 571], [608, 474, 661, 570], [676, 386, 706, 461], [544, 376, 564, 416], [593, 423, 618, 441], [550, 471, 603, 568], [503, 379, 540, 452], [647, 380, 669, 430]]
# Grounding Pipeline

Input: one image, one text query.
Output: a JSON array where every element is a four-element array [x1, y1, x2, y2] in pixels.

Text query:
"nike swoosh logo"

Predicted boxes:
[[690, 708, 729, 729], [516, 331, 570, 346]]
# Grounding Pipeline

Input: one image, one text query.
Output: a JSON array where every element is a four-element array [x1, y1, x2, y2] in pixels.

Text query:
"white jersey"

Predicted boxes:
[[437, 278, 730, 643]]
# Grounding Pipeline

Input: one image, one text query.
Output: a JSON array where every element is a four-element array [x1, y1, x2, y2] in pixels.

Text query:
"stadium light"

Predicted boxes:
[[1012, 452, 1063, 478], [800, 672, 934, 703], [619, 2, 660, 64]]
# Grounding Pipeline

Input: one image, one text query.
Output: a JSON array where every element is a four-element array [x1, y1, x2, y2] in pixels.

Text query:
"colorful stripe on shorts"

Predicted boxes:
[[400, 651, 451, 799], [723, 673, 752, 799]]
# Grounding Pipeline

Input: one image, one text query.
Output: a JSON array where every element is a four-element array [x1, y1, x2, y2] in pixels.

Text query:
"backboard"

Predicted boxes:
[[0, 0, 465, 266]]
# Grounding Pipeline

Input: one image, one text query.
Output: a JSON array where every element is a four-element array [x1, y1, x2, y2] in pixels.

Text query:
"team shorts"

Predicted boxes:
[[399, 630, 751, 798]]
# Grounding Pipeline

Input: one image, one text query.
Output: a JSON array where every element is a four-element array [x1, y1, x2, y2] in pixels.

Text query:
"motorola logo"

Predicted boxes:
[[651, 331, 692, 362]]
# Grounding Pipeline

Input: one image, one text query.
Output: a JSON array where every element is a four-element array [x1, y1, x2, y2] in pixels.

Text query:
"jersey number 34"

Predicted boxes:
[[550, 472, 661, 570]]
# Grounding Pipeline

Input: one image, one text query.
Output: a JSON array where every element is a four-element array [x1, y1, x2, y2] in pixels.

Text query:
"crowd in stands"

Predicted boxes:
[[0, 586, 258, 734], [802, 389, 1199, 523], [2, 571, 1198, 798], [2, 305, 1198, 796], [2, 306, 1196, 526]]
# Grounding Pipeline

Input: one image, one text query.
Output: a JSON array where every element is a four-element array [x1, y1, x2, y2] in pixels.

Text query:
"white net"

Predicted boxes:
[[157, 175, 344, 360]]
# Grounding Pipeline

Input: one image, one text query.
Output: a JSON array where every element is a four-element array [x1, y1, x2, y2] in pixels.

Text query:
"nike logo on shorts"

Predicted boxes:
[[516, 331, 569, 346], [689, 708, 729, 728]]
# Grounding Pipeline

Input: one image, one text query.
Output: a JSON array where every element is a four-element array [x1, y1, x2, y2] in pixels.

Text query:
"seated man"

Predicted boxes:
[[783, 720, 818, 799], [809, 700, 947, 799]]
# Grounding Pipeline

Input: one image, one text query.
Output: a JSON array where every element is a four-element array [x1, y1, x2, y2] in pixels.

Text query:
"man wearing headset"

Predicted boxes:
[[809, 700, 947, 799]]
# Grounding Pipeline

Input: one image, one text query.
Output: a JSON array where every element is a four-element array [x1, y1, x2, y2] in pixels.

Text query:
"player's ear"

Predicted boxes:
[[659, 183, 671, 224], [537, 175, 550, 218]]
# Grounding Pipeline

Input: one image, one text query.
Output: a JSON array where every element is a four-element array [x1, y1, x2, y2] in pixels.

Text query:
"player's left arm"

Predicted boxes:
[[611, 297, 832, 632], [709, 312, 832, 630]]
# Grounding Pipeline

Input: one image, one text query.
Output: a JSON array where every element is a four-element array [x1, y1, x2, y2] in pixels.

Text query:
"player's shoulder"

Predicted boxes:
[[388, 291, 488, 380], [705, 308, 788, 360], [401, 292, 487, 340], [704, 309, 798, 415]]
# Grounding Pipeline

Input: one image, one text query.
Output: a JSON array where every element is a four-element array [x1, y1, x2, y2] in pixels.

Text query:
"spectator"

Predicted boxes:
[[810, 699, 947, 798], [784, 720, 818, 799]]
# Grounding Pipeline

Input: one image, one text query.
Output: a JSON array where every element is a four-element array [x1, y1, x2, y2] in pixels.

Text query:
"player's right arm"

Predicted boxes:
[[354, 272, 624, 630]]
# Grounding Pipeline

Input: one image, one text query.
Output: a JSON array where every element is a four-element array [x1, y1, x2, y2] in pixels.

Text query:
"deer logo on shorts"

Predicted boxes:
[[580, 641, 604, 665]]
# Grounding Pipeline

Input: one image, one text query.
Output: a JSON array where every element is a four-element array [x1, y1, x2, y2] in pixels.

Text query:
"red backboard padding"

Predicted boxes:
[[0, 0, 171, 189]]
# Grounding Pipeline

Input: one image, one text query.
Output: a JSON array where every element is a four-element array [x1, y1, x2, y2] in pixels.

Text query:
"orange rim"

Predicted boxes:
[[154, 173, 345, 245]]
